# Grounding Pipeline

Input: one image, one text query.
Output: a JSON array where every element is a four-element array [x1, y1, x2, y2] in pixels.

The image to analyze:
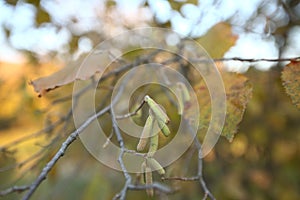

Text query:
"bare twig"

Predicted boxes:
[[128, 182, 173, 194], [51, 80, 95, 105], [21, 105, 110, 200], [0, 119, 64, 152], [214, 56, 300, 62], [111, 112, 132, 200], [162, 138, 215, 200], [0, 186, 30, 196], [110, 79, 132, 200], [115, 100, 146, 119], [100, 49, 161, 82], [195, 138, 216, 200], [191, 56, 300, 63], [102, 129, 114, 148], [162, 116, 215, 200], [124, 149, 146, 157], [0, 147, 45, 172], [162, 176, 199, 181]]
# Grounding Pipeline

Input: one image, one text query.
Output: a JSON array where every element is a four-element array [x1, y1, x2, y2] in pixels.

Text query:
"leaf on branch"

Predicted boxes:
[[30, 52, 111, 97], [281, 61, 300, 109], [222, 71, 252, 142], [192, 70, 252, 142]]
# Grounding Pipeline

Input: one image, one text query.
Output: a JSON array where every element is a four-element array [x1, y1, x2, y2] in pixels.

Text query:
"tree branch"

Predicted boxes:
[[214, 56, 300, 62], [0, 186, 30, 196], [128, 182, 173, 194], [191, 56, 300, 63], [20, 105, 110, 200], [110, 77, 132, 200], [115, 100, 146, 119], [194, 138, 216, 200]]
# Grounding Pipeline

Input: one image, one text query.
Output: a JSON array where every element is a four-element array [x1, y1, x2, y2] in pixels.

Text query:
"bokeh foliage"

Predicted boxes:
[[0, 0, 300, 200]]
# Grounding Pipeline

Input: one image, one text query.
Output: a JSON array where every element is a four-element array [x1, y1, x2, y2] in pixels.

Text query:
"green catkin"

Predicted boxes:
[[141, 161, 147, 184], [144, 95, 170, 124], [177, 85, 184, 115], [137, 115, 154, 151], [157, 119, 170, 137], [147, 158, 165, 175], [145, 96, 171, 137], [147, 132, 159, 157], [177, 82, 191, 115], [177, 82, 191, 102], [145, 167, 154, 197]]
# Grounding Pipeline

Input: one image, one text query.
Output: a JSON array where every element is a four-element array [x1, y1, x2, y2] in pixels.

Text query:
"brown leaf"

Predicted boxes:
[[222, 72, 252, 141], [192, 70, 252, 142], [30, 52, 111, 97], [281, 61, 300, 109]]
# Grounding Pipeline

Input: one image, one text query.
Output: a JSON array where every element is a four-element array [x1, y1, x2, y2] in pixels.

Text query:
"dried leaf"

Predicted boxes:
[[192, 71, 252, 142], [30, 52, 111, 97], [281, 61, 300, 109], [222, 72, 252, 141]]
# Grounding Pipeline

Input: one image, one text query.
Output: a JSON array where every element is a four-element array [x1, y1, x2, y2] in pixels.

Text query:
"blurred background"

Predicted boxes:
[[0, 0, 300, 199]]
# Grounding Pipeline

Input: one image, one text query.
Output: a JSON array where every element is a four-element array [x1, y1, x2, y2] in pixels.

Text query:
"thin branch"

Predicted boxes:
[[21, 105, 110, 200], [51, 76, 98, 106], [102, 129, 114, 148], [0, 119, 64, 152], [0, 147, 45, 172], [128, 183, 173, 194], [169, 118, 215, 200], [124, 149, 146, 158], [194, 137, 216, 200], [115, 100, 146, 120], [111, 110, 132, 200], [162, 138, 216, 200], [191, 56, 300, 63], [100, 49, 162, 82], [162, 176, 199, 181], [110, 68, 136, 200], [214, 56, 300, 62], [0, 186, 30, 196]]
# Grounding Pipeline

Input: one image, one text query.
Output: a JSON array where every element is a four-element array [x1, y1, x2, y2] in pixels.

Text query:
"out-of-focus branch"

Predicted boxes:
[[0, 186, 30, 196], [0, 119, 64, 152], [128, 183, 173, 194], [194, 138, 216, 200], [162, 138, 216, 200], [163, 116, 216, 200], [20, 105, 111, 200], [116, 100, 145, 119], [191, 56, 300, 63], [214, 56, 300, 62]]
